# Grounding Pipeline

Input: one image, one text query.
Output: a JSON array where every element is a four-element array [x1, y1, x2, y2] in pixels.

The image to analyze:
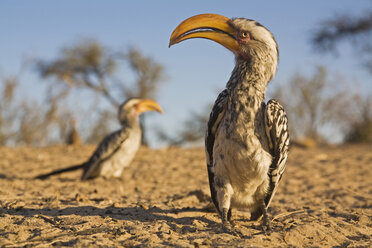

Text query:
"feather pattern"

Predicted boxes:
[[205, 89, 229, 214], [81, 127, 136, 180], [264, 99, 290, 207]]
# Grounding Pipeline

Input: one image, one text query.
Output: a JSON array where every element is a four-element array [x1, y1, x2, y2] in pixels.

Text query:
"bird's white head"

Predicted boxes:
[[169, 14, 279, 83], [229, 18, 278, 60], [118, 98, 163, 126]]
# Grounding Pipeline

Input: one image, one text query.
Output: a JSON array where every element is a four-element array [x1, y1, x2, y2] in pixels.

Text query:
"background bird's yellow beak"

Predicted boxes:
[[169, 13, 239, 53], [137, 99, 163, 114]]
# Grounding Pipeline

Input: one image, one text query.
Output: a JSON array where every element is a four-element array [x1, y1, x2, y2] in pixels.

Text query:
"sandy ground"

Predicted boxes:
[[0, 144, 371, 247]]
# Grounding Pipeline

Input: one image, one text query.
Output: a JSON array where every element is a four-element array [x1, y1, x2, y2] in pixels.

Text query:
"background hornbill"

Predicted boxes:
[[169, 14, 289, 233], [36, 98, 162, 180]]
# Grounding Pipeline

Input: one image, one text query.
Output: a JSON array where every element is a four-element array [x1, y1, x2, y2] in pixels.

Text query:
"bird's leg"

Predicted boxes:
[[260, 201, 272, 234], [222, 208, 234, 233], [215, 179, 234, 233], [227, 208, 232, 221], [227, 208, 235, 227]]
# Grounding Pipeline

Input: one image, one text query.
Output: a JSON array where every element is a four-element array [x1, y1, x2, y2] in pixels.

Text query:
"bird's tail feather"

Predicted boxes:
[[35, 163, 86, 180]]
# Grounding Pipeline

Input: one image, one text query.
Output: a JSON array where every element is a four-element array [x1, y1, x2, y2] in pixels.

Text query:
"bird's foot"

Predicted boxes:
[[221, 208, 240, 235], [229, 220, 236, 228], [222, 221, 233, 233], [221, 222, 244, 237], [262, 216, 272, 235], [222, 221, 240, 236]]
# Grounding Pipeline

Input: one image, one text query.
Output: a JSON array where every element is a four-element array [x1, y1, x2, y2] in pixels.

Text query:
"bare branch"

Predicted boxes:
[[312, 12, 372, 52], [312, 11, 372, 72]]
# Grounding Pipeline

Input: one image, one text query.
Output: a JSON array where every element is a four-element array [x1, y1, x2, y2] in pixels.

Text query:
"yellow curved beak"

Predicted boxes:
[[137, 99, 163, 114], [169, 13, 239, 53]]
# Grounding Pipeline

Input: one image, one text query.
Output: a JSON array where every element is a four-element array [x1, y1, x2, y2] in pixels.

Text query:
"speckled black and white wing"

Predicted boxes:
[[264, 99, 290, 207], [205, 89, 229, 214], [81, 129, 129, 180]]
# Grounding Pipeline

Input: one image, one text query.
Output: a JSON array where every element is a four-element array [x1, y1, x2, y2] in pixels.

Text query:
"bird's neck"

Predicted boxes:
[[225, 55, 277, 120], [120, 116, 141, 130], [227, 58, 273, 102]]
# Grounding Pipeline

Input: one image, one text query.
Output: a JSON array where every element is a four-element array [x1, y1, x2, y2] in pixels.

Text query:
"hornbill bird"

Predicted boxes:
[[169, 14, 289, 232], [36, 98, 162, 180]]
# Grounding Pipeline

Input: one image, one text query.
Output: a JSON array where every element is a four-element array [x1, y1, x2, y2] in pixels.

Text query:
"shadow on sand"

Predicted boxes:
[[2, 205, 217, 227]]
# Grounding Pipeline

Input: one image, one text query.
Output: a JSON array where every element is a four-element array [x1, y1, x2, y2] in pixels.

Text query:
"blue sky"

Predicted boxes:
[[1, 1, 371, 146]]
